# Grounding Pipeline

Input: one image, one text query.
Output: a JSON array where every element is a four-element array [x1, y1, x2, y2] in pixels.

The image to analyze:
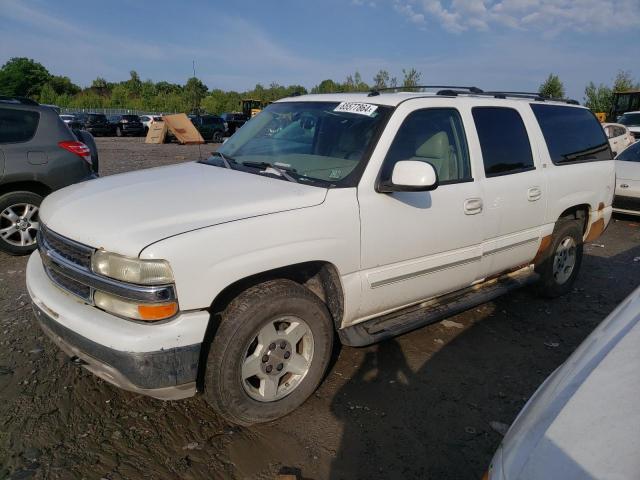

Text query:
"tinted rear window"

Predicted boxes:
[[531, 104, 611, 164], [472, 107, 534, 177], [122, 115, 140, 121], [88, 114, 107, 121], [0, 108, 39, 143]]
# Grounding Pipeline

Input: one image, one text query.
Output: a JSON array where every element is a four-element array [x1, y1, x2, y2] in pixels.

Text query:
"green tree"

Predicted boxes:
[[0, 57, 51, 97], [612, 70, 639, 93], [584, 82, 612, 113], [402, 68, 422, 88], [183, 77, 208, 113], [311, 79, 338, 94], [38, 83, 57, 104], [373, 70, 390, 89], [125, 70, 143, 96], [538, 73, 565, 98], [48, 75, 80, 96]]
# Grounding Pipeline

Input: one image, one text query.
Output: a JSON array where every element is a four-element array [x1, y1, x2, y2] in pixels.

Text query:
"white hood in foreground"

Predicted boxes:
[[40, 162, 327, 255]]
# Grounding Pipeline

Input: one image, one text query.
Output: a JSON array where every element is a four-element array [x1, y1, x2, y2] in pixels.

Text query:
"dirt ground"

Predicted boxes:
[[1, 137, 639, 480]]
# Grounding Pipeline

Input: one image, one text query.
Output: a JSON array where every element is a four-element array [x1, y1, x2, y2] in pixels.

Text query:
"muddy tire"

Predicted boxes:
[[0, 191, 43, 255], [203, 279, 334, 425], [535, 219, 583, 298]]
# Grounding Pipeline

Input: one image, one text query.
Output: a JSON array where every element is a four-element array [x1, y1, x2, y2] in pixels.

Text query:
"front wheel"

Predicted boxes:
[[212, 131, 223, 143], [203, 279, 334, 425], [535, 219, 583, 298]]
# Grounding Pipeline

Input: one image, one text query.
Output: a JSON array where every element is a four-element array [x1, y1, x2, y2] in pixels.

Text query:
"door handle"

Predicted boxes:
[[464, 198, 483, 215], [527, 187, 542, 202]]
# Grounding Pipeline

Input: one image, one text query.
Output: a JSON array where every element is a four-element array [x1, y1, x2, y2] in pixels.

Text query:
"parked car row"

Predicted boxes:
[[58, 111, 249, 140]]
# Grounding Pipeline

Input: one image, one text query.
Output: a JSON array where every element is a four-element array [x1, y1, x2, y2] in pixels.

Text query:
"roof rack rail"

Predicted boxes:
[[484, 91, 579, 104], [368, 85, 483, 97], [0, 96, 40, 106]]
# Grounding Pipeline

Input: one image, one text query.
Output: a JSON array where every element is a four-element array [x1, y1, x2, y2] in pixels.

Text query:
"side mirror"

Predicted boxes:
[[378, 160, 438, 193]]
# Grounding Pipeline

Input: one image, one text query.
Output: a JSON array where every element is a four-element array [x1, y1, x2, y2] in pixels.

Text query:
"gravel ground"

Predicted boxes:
[[1, 137, 639, 479]]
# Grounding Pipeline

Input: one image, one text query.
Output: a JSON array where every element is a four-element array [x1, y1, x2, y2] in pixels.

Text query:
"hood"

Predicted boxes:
[[615, 159, 640, 180], [497, 286, 640, 479], [40, 162, 327, 255]]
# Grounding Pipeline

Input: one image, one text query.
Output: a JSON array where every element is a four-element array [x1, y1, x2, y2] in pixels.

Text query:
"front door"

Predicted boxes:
[[356, 102, 486, 321]]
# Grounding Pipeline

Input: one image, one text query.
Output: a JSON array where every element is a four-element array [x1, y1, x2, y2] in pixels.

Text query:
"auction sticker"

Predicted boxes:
[[334, 102, 378, 116]]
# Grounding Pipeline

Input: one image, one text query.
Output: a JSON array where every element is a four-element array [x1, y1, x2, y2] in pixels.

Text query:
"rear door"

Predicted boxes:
[[0, 107, 41, 179], [469, 105, 546, 278]]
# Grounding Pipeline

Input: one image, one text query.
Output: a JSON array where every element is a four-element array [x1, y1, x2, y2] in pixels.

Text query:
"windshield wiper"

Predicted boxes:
[[242, 161, 298, 183], [210, 151, 236, 169]]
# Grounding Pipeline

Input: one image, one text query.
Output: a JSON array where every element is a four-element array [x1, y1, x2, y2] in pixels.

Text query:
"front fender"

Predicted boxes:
[[140, 189, 361, 312]]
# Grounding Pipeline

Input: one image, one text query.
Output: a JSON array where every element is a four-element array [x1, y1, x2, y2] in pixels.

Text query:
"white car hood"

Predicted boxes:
[[494, 286, 640, 479], [40, 162, 327, 255]]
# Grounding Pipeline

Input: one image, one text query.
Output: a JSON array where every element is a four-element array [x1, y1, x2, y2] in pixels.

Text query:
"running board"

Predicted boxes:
[[338, 265, 538, 347]]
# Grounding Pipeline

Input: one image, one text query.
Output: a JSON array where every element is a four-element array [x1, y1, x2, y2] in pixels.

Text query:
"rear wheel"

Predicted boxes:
[[203, 279, 334, 425], [535, 219, 583, 297], [212, 131, 223, 143], [0, 191, 43, 255]]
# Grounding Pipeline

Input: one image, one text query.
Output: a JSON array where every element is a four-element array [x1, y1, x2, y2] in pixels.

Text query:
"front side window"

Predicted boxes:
[[531, 104, 611, 164], [214, 101, 391, 186], [380, 108, 471, 184], [0, 108, 39, 143], [472, 107, 534, 177]]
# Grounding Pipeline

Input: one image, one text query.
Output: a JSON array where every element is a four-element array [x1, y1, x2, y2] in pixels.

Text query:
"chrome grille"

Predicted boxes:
[[47, 267, 92, 302], [38, 224, 95, 303], [38, 224, 93, 269]]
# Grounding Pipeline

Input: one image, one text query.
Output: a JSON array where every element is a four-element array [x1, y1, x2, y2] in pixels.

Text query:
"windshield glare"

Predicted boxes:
[[618, 113, 640, 126], [217, 101, 390, 185]]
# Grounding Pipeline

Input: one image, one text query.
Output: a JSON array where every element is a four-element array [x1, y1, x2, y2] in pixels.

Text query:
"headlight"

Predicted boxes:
[[94, 291, 178, 321], [92, 250, 174, 285]]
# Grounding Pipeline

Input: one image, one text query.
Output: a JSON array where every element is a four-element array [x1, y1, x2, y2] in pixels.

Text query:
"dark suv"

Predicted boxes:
[[108, 114, 144, 137], [75, 113, 114, 137], [0, 97, 98, 255], [219, 112, 247, 135], [188, 114, 226, 142]]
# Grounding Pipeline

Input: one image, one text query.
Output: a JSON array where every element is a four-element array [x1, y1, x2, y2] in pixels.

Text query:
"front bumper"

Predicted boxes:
[[33, 303, 198, 400], [26, 252, 210, 400]]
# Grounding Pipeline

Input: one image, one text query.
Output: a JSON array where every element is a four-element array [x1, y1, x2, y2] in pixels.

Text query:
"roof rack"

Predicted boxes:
[[484, 91, 579, 105], [368, 85, 483, 97], [365, 86, 579, 105], [0, 96, 39, 106]]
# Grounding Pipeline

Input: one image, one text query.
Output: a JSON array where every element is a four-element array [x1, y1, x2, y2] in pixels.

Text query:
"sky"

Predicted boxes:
[[0, 0, 638, 101]]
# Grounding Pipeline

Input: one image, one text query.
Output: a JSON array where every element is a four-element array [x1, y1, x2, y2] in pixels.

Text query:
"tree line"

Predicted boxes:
[[0, 57, 636, 115]]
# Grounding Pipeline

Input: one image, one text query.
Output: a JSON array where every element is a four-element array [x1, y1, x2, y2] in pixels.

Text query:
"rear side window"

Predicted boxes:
[[531, 104, 611, 164], [472, 107, 534, 177], [0, 108, 39, 143]]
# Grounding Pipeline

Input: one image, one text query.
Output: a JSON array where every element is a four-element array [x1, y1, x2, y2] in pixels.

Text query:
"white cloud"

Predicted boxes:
[[390, 0, 640, 33]]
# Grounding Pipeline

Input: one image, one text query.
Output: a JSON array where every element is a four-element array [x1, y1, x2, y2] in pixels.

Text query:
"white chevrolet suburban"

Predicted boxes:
[[26, 88, 614, 425]]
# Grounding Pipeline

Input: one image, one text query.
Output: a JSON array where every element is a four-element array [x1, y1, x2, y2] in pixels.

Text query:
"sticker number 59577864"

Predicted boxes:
[[333, 102, 378, 116]]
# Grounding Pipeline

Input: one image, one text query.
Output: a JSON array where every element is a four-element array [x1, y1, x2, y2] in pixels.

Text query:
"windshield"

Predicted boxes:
[[215, 101, 391, 186], [618, 113, 640, 126], [616, 142, 640, 161]]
